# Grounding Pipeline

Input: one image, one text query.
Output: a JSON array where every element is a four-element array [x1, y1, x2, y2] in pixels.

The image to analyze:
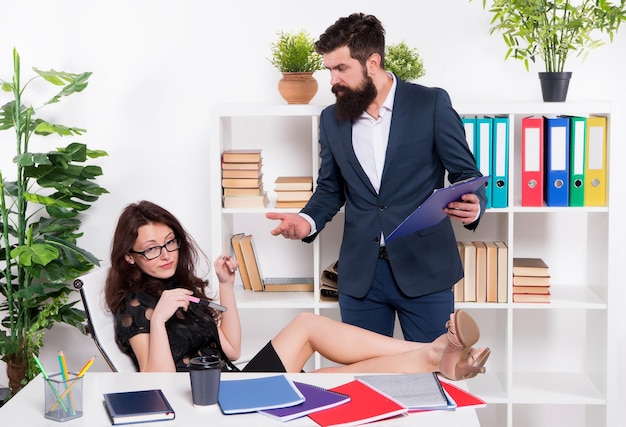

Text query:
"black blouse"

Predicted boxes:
[[114, 282, 224, 372]]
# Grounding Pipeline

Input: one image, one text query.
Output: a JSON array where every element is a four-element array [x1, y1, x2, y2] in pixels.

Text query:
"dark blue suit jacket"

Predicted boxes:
[[302, 78, 487, 298]]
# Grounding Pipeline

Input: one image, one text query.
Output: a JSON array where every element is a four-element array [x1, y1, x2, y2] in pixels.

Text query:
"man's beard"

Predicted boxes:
[[332, 74, 377, 122]]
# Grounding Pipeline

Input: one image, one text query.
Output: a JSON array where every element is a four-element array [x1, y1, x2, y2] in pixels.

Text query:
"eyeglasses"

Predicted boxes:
[[130, 238, 180, 260]]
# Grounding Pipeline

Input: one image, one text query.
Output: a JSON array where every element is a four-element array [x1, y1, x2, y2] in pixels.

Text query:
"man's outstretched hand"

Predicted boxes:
[[266, 212, 311, 240]]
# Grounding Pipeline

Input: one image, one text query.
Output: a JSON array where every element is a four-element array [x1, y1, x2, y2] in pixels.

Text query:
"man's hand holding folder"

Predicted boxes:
[[386, 176, 489, 242]]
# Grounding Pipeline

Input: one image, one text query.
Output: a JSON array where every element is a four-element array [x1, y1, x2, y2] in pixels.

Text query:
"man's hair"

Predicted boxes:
[[315, 13, 386, 68]]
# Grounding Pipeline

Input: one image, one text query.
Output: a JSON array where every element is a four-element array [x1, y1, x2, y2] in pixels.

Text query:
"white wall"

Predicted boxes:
[[1, 0, 624, 399]]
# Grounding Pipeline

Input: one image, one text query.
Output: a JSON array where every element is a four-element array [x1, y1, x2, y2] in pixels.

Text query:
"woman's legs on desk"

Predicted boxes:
[[271, 310, 490, 380]]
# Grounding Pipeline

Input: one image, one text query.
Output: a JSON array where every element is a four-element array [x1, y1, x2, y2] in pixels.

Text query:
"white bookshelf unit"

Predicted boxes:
[[208, 102, 618, 427]]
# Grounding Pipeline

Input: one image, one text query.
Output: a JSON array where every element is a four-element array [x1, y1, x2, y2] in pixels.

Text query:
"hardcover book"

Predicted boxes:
[[512, 258, 549, 277], [263, 277, 314, 292], [103, 389, 175, 425], [274, 176, 313, 191], [222, 149, 262, 163]]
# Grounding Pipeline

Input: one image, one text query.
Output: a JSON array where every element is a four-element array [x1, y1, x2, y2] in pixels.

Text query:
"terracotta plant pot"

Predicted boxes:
[[277, 72, 318, 104]]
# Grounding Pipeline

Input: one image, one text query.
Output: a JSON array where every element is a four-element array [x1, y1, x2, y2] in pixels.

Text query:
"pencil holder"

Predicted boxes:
[[44, 372, 83, 421]]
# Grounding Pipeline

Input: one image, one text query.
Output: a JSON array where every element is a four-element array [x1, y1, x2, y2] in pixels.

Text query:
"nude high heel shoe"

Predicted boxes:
[[439, 310, 491, 381]]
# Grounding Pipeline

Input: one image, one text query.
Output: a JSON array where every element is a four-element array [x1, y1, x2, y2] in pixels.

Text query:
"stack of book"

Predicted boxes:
[[454, 241, 508, 303], [274, 176, 313, 208], [320, 261, 338, 300], [221, 149, 268, 208], [230, 233, 313, 292], [512, 257, 550, 303]]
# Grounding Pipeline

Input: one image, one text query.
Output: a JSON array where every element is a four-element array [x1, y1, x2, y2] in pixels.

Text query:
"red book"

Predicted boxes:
[[308, 379, 407, 427], [521, 116, 545, 206]]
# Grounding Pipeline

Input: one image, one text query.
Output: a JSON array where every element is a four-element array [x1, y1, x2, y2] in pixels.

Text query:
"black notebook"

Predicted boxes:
[[103, 389, 175, 425]]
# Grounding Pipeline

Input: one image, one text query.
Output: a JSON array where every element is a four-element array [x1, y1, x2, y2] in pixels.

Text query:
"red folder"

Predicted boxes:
[[521, 116, 545, 206], [439, 380, 486, 408], [307, 379, 407, 427]]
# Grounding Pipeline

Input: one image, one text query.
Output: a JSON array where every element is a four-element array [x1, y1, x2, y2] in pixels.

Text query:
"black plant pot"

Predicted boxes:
[[538, 72, 572, 102]]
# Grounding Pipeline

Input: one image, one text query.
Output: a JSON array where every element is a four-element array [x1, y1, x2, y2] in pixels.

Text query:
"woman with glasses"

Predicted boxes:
[[105, 200, 490, 379]]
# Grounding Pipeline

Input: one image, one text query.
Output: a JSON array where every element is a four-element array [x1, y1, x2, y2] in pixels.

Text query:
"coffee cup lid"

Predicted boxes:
[[189, 355, 222, 369]]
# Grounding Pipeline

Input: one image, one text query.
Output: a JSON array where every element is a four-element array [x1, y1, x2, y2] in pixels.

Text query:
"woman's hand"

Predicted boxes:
[[152, 288, 193, 324], [214, 255, 238, 286]]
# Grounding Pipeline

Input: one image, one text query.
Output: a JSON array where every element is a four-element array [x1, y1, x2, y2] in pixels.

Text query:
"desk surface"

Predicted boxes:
[[0, 372, 480, 426]]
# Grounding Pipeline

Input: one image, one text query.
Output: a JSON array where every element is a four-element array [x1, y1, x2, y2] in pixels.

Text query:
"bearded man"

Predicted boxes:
[[266, 13, 487, 342]]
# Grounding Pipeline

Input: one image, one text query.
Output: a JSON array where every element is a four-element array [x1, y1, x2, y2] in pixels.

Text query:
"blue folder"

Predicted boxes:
[[475, 118, 493, 208], [385, 176, 489, 242], [491, 116, 509, 208], [544, 117, 570, 206]]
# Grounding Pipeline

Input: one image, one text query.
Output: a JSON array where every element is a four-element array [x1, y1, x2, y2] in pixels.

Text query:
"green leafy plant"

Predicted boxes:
[[0, 48, 108, 395], [385, 41, 426, 81], [471, 0, 626, 72], [269, 30, 324, 73]]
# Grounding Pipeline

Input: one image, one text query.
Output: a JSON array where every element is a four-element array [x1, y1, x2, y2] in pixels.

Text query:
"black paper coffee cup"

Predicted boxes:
[[189, 355, 222, 406]]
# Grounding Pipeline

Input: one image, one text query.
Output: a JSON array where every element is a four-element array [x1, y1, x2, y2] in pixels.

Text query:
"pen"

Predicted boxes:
[[50, 356, 96, 411], [188, 295, 227, 312], [33, 354, 68, 412]]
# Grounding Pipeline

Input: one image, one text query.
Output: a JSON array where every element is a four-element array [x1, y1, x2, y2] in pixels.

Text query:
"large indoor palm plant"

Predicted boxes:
[[0, 49, 108, 395]]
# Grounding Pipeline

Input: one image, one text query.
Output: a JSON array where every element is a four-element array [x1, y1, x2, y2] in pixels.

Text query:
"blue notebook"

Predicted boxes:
[[259, 381, 350, 422], [218, 374, 305, 415]]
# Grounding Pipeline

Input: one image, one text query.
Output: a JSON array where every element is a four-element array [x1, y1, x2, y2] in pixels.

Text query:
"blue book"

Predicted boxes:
[[259, 381, 350, 422], [218, 374, 305, 415]]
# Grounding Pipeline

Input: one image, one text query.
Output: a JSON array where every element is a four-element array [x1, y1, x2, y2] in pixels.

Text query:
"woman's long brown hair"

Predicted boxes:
[[104, 200, 208, 313]]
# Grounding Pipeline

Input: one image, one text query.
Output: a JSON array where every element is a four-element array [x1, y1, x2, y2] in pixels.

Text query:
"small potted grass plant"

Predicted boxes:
[[269, 29, 324, 104]]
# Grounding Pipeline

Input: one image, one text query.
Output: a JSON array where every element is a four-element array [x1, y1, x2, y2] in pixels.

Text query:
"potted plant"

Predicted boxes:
[[470, 0, 626, 101], [269, 29, 324, 104], [385, 41, 426, 81], [0, 49, 108, 396]]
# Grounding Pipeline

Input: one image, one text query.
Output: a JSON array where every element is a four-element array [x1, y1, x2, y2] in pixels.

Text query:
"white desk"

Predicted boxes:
[[0, 372, 481, 426]]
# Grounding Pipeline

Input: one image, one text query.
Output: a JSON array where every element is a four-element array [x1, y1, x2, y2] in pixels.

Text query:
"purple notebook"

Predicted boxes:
[[259, 381, 350, 422]]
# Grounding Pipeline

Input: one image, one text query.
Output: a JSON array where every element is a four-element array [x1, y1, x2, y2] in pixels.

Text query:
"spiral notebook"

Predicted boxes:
[[218, 374, 305, 415], [259, 381, 350, 422], [355, 373, 449, 411]]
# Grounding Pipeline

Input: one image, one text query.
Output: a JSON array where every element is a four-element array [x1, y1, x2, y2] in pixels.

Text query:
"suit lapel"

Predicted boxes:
[[338, 118, 378, 196], [380, 80, 411, 193]]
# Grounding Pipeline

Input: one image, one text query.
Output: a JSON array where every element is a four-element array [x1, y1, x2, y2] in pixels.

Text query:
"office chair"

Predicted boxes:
[[74, 266, 138, 372]]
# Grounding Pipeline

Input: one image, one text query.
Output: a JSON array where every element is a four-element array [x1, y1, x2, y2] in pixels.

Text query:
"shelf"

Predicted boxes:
[[512, 372, 605, 405], [212, 102, 617, 427]]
